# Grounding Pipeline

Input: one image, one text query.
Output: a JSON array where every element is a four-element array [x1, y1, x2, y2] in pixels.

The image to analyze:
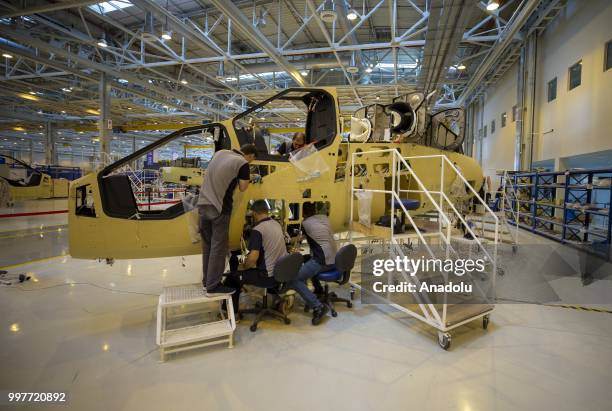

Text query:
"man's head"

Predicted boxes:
[[250, 199, 270, 222], [292, 132, 306, 149], [240, 144, 257, 163], [302, 201, 316, 219]]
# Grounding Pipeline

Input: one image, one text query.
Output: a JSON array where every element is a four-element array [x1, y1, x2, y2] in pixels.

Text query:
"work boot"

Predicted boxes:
[[206, 285, 236, 297], [311, 304, 329, 326]]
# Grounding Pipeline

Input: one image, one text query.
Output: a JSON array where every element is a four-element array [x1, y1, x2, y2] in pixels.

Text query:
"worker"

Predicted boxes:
[[276, 131, 306, 156], [297, 201, 336, 321], [223, 200, 329, 325], [198, 144, 257, 297]]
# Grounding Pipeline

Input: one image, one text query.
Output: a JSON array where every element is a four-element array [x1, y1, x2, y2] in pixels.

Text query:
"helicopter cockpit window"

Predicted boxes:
[[98, 124, 225, 220], [233, 89, 338, 161], [0, 155, 42, 187]]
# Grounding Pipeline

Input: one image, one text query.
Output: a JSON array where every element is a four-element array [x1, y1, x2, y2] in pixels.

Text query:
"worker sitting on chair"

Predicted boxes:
[[223, 200, 289, 313], [223, 200, 329, 325], [297, 201, 336, 323]]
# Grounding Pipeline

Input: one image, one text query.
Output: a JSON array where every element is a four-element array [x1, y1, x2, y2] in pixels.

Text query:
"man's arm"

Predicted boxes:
[[239, 249, 259, 271], [237, 163, 250, 192], [239, 230, 262, 270]]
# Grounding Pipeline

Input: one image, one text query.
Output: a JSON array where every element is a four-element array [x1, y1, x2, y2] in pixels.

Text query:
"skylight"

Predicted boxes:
[[89, 1, 133, 15]]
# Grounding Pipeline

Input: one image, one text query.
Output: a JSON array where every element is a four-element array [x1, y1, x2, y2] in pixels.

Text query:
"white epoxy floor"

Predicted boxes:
[[2, 247, 612, 411]]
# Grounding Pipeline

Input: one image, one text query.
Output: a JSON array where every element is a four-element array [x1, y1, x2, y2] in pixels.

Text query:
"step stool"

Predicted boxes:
[[156, 283, 236, 362]]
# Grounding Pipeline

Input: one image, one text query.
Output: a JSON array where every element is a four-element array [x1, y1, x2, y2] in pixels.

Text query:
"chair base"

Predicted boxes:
[[241, 293, 291, 332], [313, 285, 354, 317]]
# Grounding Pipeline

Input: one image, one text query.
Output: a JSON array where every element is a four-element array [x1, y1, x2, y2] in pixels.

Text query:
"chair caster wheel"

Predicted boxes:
[[350, 289, 355, 300], [437, 331, 451, 350], [284, 318, 291, 325], [347, 301, 353, 308], [331, 310, 338, 317], [250, 324, 257, 332]]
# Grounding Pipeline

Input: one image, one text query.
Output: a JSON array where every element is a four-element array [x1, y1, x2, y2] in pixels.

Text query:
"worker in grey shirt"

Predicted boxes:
[[223, 200, 329, 325], [198, 144, 257, 296], [299, 202, 336, 291], [296, 202, 336, 323]]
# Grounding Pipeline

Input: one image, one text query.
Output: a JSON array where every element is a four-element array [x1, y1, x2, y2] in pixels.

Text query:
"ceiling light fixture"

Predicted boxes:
[[320, 0, 337, 23], [118, 78, 128, 84], [97, 35, 108, 48], [457, 63, 466, 70], [486, 0, 500, 11], [216, 61, 225, 81], [300, 70, 308, 76], [180, 79, 188, 84], [365, 67, 373, 73], [2, 52, 14, 59], [347, 10, 358, 20], [161, 29, 172, 41]]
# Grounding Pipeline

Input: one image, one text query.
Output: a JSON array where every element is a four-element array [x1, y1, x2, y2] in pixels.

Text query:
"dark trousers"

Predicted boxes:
[[199, 205, 230, 289], [223, 268, 278, 311]]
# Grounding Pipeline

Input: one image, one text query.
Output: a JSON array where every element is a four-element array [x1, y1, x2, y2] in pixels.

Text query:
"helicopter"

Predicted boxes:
[[0, 154, 54, 202], [68, 87, 482, 260]]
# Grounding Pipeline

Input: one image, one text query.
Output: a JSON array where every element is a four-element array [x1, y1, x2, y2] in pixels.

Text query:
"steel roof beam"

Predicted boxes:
[[0, 35, 218, 119], [458, 0, 540, 105], [0, 0, 100, 18], [207, 0, 305, 87]]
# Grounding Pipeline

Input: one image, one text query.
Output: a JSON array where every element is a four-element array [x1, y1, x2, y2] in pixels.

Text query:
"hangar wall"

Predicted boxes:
[[470, 0, 612, 176], [473, 62, 518, 178]]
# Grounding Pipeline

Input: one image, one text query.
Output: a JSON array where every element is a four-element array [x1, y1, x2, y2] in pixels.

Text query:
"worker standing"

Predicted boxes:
[[198, 144, 257, 296]]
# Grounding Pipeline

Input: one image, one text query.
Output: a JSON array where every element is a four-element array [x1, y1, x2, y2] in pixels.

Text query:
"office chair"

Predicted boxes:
[[314, 244, 358, 317], [242, 253, 303, 332]]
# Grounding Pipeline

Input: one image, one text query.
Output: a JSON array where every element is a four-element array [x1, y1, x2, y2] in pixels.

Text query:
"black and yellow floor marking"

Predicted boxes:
[[547, 304, 612, 314]]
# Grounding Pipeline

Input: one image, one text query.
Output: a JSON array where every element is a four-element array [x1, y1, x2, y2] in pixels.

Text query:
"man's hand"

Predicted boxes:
[[250, 174, 262, 184]]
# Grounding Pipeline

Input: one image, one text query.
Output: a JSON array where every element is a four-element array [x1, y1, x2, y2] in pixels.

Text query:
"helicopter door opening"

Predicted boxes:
[[232, 89, 338, 161], [97, 124, 225, 221]]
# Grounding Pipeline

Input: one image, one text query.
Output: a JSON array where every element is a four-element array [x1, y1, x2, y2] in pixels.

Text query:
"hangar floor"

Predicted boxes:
[[1, 203, 612, 411]]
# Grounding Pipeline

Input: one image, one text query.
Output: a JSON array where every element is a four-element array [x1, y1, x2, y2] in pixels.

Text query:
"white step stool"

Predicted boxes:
[[156, 283, 236, 361]]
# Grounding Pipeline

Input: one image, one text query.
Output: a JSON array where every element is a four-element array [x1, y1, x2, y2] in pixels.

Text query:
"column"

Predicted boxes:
[[45, 122, 56, 165], [99, 72, 112, 157]]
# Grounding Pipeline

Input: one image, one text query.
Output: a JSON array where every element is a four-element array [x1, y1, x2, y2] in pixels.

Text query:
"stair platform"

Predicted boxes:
[[156, 283, 236, 361]]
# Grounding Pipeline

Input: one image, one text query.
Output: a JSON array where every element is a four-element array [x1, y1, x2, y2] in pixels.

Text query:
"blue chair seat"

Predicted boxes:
[[317, 269, 342, 282], [391, 199, 420, 210]]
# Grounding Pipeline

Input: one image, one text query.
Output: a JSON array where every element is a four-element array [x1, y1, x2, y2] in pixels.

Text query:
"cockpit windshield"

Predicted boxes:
[[232, 89, 338, 161]]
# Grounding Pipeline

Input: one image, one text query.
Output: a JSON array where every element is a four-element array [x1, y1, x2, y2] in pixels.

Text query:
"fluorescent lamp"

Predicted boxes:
[[2, 53, 13, 59], [486, 0, 499, 11]]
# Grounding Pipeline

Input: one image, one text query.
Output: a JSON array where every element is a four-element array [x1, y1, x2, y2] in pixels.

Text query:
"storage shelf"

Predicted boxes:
[[503, 168, 612, 257]]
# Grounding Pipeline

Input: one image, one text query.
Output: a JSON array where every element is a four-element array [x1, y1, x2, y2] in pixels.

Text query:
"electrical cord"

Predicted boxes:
[[2, 281, 159, 296]]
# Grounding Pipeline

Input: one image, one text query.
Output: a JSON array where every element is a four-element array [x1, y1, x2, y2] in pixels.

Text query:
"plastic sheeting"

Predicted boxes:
[[182, 194, 201, 244], [355, 190, 373, 227], [289, 145, 330, 181]]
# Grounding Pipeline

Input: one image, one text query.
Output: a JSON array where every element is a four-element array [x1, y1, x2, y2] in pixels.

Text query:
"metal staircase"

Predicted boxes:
[[348, 150, 498, 350], [467, 170, 519, 250]]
